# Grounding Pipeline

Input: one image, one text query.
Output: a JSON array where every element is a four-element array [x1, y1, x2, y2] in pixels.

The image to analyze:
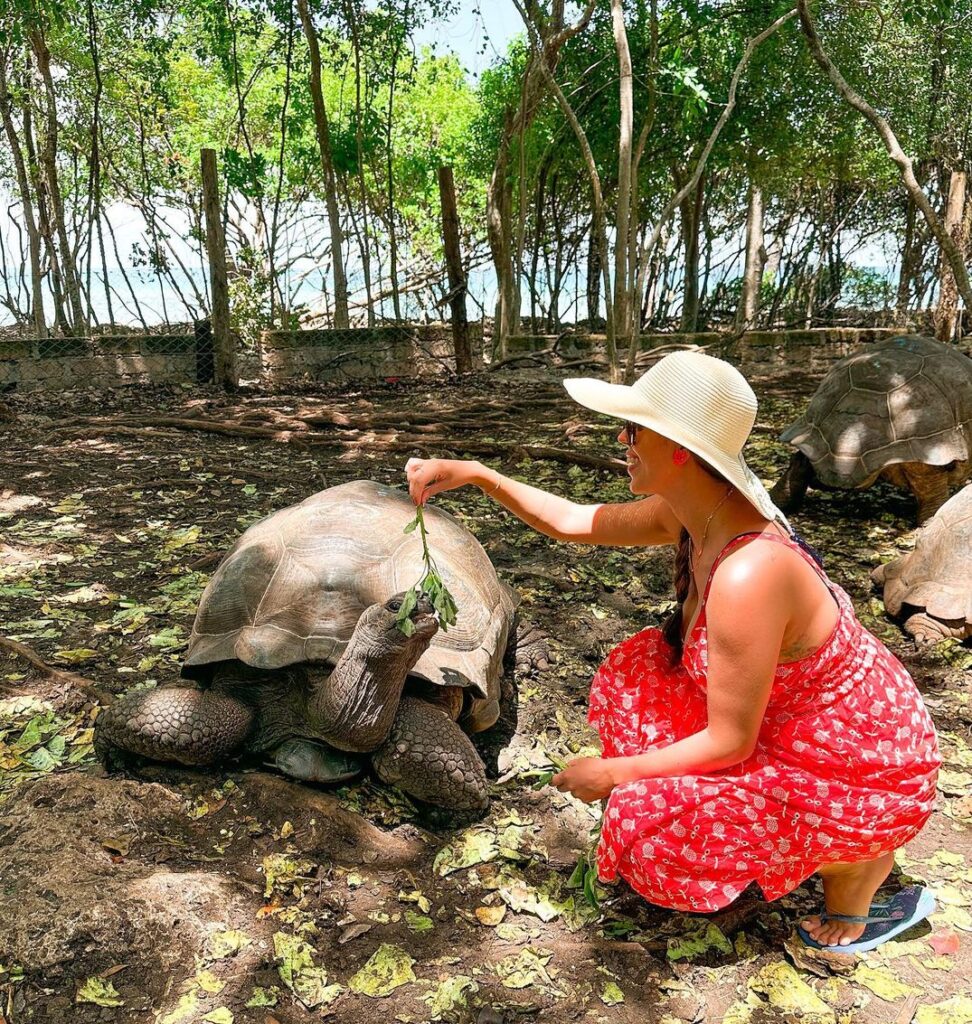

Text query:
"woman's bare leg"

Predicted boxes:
[[800, 851, 896, 946]]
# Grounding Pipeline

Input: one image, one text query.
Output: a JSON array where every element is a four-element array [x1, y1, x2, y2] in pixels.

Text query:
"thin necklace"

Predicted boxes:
[[690, 487, 734, 574]]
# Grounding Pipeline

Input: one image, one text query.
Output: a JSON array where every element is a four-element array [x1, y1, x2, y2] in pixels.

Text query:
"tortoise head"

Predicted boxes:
[[350, 592, 439, 669]]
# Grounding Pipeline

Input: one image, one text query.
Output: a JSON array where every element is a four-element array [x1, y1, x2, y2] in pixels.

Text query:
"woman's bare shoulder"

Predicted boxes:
[[708, 533, 830, 621]]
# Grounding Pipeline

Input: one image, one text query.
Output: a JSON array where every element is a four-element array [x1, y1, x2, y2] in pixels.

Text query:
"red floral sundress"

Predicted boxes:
[[588, 531, 941, 913]]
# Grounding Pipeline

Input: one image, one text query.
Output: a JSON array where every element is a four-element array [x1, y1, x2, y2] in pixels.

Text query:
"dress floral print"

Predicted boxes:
[[588, 532, 941, 913]]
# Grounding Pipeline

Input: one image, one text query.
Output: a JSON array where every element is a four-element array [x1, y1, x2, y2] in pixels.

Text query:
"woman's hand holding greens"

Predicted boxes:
[[405, 457, 482, 506]]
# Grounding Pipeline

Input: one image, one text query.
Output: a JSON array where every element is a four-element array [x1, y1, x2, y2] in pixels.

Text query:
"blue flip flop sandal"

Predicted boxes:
[[797, 885, 936, 954]]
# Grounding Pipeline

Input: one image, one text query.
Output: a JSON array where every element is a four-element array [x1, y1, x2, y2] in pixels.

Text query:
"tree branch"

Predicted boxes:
[[625, 7, 798, 380], [795, 0, 972, 315]]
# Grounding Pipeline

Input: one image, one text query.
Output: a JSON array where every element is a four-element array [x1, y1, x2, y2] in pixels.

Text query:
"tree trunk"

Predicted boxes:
[[491, 1, 597, 355], [624, 8, 795, 377], [586, 220, 601, 328], [735, 183, 764, 328], [611, 0, 634, 348], [297, 0, 350, 329], [797, 0, 972, 315], [437, 166, 472, 373], [896, 192, 918, 318], [486, 129, 518, 356], [678, 170, 705, 332], [0, 52, 46, 338], [200, 149, 238, 389], [385, 6, 406, 322], [344, 0, 374, 326], [29, 29, 85, 332], [21, 85, 68, 334], [935, 169, 966, 343]]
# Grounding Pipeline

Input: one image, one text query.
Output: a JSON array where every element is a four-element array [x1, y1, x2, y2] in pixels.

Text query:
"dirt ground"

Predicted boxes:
[[0, 350, 970, 1024]]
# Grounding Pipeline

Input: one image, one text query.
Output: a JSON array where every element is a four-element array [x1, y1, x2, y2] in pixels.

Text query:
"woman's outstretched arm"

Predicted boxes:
[[405, 457, 680, 546]]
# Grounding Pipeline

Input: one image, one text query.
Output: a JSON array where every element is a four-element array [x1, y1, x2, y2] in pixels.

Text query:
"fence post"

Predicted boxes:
[[200, 148, 238, 389], [437, 165, 472, 373]]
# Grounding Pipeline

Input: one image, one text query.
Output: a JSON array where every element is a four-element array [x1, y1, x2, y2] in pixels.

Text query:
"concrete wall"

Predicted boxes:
[[0, 323, 911, 392], [0, 333, 202, 392], [506, 326, 908, 358], [261, 323, 484, 381]]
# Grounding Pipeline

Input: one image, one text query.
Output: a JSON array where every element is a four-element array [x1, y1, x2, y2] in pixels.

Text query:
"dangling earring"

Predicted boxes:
[[672, 448, 690, 466]]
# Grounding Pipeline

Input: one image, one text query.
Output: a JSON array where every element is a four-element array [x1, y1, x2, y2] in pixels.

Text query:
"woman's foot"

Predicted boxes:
[[800, 851, 895, 947]]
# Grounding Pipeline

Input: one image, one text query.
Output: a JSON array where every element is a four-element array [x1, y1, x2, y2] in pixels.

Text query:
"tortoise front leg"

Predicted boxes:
[[897, 461, 952, 524], [770, 451, 814, 512], [372, 696, 489, 812], [903, 612, 966, 644], [94, 685, 254, 771]]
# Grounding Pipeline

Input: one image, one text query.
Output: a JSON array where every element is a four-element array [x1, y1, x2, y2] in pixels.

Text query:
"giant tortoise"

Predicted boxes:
[[95, 480, 546, 811], [872, 482, 972, 643], [771, 335, 972, 523]]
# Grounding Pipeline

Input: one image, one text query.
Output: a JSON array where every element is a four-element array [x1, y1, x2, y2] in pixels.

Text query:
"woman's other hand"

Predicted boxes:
[[551, 756, 617, 803], [405, 457, 479, 505]]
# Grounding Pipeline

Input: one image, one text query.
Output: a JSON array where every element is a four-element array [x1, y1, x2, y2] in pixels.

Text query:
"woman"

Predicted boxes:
[[404, 350, 940, 954]]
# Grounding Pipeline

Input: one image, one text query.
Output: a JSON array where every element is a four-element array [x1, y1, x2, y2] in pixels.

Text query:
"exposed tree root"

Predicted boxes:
[[53, 417, 626, 473], [340, 438, 626, 473], [186, 552, 223, 571], [0, 636, 113, 705]]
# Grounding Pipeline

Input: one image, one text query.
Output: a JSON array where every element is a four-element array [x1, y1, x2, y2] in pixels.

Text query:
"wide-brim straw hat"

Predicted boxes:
[[564, 350, 789, 526]]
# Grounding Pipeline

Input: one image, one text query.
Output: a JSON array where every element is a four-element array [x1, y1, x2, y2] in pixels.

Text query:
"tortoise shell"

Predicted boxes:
[[874, 483, 972, 624], [779, 335, 972, 488], [183, 480, 517, 700]]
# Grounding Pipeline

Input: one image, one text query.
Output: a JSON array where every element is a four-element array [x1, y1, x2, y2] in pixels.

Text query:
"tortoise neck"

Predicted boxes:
[[312, 623, 432, 753]]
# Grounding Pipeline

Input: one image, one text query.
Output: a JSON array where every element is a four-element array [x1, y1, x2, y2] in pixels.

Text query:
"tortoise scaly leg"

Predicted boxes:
[[770, 451, 814, 512], [372, 696, 489, 812], [903, 612, 964, 644], [898, 462, 951, 524], [94, 685, 254, 770]]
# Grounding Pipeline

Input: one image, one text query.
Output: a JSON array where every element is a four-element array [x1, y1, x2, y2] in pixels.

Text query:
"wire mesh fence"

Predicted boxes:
[[0, 321, 484, 393]]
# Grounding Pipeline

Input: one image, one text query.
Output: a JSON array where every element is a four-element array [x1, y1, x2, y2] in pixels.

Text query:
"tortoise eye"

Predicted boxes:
[[388, 597, 403, 612]]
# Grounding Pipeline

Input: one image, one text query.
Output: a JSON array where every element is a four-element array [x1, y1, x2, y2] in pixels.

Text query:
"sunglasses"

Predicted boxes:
[[624, 421, 641, 446]]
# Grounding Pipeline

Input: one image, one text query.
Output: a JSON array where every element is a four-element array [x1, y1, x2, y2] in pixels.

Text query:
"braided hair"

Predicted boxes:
[[660, 457, 733, 666]]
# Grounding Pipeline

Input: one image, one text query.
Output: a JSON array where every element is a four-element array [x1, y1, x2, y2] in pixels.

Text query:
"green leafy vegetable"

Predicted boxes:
[[397, 505, 459, 636]]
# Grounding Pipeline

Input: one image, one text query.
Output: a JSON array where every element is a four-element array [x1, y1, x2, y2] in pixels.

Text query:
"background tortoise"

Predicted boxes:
[[771, 335, 972, 523], [95, 480, 542, 811], [872, 482, 972, 643]]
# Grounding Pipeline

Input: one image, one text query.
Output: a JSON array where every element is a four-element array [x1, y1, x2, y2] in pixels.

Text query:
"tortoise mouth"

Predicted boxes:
[[409, 610, 439, 639]]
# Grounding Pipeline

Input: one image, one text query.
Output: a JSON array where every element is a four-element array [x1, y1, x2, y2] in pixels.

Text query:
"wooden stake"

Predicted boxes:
[[200, 148, 238, 389], [437, 166, 473, 373]]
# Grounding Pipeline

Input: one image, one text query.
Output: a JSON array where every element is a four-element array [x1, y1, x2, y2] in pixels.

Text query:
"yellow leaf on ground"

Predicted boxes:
[[422, 976, 478, 1019], [475, 905, 507, 926], [194, 969, 224, 994], [206, 930, 251, 960], [600, 981, 624, 1005], [202, 1009, 234, 1024], [914, 995, 972, 1024], [851, 963, 920, 1001], [747, 962, 835, 1023], [53, 648, 98, 664], [666, 922, 733, 961], [349, 944, 416, 997], [494, 947, 555, 989], [76, 977, 124, 1007], [159, 990, 199, 1024]]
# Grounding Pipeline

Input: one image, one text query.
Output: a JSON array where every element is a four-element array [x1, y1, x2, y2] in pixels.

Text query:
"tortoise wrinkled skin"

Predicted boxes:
[[95, 481, 525, 812], [872, 483, 972, 643], [771, 335, 972, 523]]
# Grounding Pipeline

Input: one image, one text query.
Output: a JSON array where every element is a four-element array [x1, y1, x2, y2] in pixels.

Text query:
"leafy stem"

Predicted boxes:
[[396, 504, 459, 636]]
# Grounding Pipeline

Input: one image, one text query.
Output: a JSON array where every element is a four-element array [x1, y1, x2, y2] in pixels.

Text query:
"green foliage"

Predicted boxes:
[[2, 0, 970, 333], [397, 505, 459, 636]]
